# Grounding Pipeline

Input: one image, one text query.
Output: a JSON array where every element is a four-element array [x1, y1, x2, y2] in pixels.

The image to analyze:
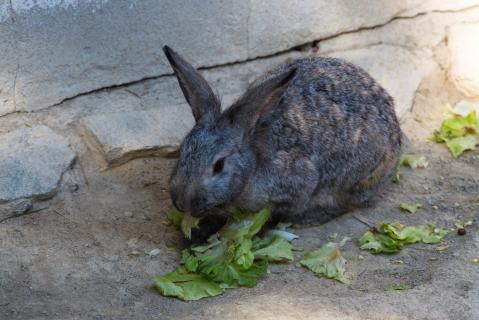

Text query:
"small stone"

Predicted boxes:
[[390, 259, 404, 264], [436, 243, 449, 252], [148, 248, 161, 257], [124, 211, 134, 218], [129, 250, 142, 257]]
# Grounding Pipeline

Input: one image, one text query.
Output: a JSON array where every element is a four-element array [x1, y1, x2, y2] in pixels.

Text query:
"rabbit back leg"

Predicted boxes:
[[288, 149, 400, 225], [348, 148, 399, 206]]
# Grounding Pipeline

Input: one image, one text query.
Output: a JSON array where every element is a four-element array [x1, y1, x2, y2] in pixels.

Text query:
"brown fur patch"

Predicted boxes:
[[351, 148, 398, 192]]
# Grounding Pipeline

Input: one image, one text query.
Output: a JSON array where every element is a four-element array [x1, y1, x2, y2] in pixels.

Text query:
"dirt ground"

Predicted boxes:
[[1, 68, 478, 320]]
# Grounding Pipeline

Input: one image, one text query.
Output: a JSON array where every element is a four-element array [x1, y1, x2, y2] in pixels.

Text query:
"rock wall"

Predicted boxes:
[[1, 0, 479, 216]]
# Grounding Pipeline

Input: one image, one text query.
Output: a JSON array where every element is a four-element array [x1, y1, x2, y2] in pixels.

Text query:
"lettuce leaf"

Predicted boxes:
[[154, 267, 224, 301], [252, 235, 294, 262], [399, 155, 429, 169], [156, 208, 296, 300], [393, 154, 428, 182], [399, 203, 422, 214], [445, 135, 478, 158], [300, 239, 349, 284], [431, 111, 479, 157], [166, 208, 201, 240], [358, 222, 449, 254]]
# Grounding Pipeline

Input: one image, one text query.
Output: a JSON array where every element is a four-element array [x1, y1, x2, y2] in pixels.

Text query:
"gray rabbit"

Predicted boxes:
[[163, 46, 401, 243]]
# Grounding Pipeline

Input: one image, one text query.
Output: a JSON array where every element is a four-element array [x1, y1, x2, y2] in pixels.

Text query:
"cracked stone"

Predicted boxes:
[[448, 23, 479, 97], [0, 125, 76, 203], [2, 0, 479, 115], [79, 108, 194, 167], [318, 6, 479, 55], [247, 0, 479, 58]]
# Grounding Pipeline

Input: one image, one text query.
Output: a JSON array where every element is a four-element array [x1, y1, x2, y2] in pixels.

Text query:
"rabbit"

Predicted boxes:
[[163, 46, 402, 243]]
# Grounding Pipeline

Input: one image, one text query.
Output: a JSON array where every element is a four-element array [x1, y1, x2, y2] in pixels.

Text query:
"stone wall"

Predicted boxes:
[[1, 0, 479, 217]]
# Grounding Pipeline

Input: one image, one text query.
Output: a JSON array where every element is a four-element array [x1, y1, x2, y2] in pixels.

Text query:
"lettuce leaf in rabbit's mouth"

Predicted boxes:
[[166, 208, 201, 240], [155, 208, 295, 301]]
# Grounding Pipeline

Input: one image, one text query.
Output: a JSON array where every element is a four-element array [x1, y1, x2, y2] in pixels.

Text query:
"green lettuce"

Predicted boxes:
[[399, 154, 429, 169], [154, 267, 224, 301], [445, 135, 478, 158], [252, 235, 294, 262], [166, 208, 201, 240], [399, 203, 422, 214], [393, 154, 428, 182], [300, 238, 349, 284], [431, 111, 479, 158], [358, 222, 449, 254], [155, 208, 295, 300]]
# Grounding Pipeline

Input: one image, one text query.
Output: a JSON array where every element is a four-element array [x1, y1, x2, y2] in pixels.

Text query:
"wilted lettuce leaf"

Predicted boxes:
[[358, 222, 448, 254], [180, 209, 272, 287], [399, 154, 429, 169], [166, 208, 183, 227], [156, 208, 297, 300], [445, 135, 478, 158], [358, 231, 402, 254], [431, 111, 479, 157], [433, 111, 479, 141], [252, 235, 294, 262], [154, 267, 224, 301], [300, 238, 349, 284], [399, 203, 423, 214], [382, 223, 448, 244], [393, 154, 428, 182], [183, 242, 268, 288], [392, 167, 402, 183], [220, 208, 271, 243], [385, 284, 412, 291], [166, 208, 201, 239]]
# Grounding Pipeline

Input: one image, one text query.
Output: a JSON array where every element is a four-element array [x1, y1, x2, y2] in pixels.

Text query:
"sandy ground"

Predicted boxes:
[[1, 69, 478, 320]]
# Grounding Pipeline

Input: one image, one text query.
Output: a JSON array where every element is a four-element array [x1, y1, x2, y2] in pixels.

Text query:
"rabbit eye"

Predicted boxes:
[[212, 158, 225, 175]]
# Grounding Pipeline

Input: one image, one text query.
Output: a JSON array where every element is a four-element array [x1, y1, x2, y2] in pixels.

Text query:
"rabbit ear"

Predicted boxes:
[[163, 46, 220, 122], [225, 68, 296, 135]]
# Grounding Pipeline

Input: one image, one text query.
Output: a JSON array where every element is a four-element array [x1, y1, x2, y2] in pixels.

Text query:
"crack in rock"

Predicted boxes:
[[2, 4, 478, 118]]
